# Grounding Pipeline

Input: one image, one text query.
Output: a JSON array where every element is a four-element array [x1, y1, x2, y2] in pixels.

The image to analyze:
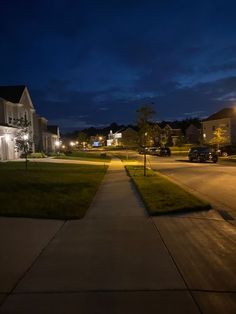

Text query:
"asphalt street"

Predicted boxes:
[[147, 155, 236, 223]]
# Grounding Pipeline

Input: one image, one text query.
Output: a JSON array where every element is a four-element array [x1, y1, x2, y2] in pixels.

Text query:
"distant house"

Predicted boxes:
[[185, 124, 201, 144], [46, 125, 60, 153], [202, 108, 236, 144], [160, 124, 183, 146], [107, 130, 122, 146], [0, 85, 60, 160]]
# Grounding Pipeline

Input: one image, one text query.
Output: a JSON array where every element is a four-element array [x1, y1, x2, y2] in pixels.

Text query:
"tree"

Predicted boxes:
[[136, 104, 156, 146], [15, 115, 33, 170], [136, 104, 155, 128], [121, 128, 139, 147], [77, 131, 88, 147], [209, 127, 229, 149]]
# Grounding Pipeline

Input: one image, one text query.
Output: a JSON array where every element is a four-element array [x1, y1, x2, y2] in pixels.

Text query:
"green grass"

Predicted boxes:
[[55, 151, 111, 162], [126, 165, 211, 215], [0, 162, 107, 219]]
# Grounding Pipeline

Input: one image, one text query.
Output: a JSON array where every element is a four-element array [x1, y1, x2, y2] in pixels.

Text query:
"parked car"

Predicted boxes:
[[138, 147, 158, 155], [139, 146, 171, 157], [156, 147, 171, 157], [188, 146, 218, 163], [147, 147, 159, 155], [217, 145, 236, 157]]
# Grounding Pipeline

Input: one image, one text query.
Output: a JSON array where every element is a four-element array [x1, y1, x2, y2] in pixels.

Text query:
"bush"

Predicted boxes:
[[28, 152, 47, 158]]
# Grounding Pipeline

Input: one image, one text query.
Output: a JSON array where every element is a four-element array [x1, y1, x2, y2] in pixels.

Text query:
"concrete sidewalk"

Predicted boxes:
[[0, 159, 236, 313]]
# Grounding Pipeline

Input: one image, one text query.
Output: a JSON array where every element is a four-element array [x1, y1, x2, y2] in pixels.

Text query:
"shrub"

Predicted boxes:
[[28, 152, 47, 158]]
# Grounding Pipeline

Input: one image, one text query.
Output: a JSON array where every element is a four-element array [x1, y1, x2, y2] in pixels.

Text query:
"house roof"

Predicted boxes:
[[0, 85, 26, 103], [205, 108, 236, 121], [47, 125, 59, 135]]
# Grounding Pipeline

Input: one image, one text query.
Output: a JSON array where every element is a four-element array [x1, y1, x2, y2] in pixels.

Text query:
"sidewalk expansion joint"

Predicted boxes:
[[150, 217, 203, 314], [11, 288, 200, 295], [0, 220, 67, 308]]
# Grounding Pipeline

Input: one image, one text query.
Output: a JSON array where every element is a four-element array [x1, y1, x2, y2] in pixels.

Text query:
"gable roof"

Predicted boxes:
[[0, 85, 26, 103], [205, 108, 236, 121]]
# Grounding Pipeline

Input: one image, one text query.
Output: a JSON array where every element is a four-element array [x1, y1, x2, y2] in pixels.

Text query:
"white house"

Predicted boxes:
[[0, 86, 35, 160], [0, 85, 60, 160]]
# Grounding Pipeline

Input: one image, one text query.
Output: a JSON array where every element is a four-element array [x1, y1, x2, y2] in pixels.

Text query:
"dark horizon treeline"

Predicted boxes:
[[63, 118, 201, 140]]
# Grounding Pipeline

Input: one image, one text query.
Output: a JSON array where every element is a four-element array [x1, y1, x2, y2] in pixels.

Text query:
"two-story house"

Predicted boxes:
[[0, 85, 60, 160], [202, 107, 236, 145], [0, 86, 36, 160]]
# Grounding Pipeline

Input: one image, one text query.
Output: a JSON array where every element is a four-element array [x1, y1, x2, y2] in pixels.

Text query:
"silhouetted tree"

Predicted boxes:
[[136, 104, 156, 146]]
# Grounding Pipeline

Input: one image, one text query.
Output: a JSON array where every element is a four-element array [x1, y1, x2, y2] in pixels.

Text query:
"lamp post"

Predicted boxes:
[[144, 132, 147, 176], [55, 140, 60, 155]]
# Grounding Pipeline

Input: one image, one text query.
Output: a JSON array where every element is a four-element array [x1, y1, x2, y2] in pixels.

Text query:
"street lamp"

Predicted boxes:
[[144, 132, 147, 176]]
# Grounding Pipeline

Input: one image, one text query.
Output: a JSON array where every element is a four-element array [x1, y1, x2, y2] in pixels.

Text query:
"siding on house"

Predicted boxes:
[[202, 108, 236, 145]]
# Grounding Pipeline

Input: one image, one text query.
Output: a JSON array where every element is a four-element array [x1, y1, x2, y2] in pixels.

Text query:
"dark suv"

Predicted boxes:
[[188, 147, 218, 163]]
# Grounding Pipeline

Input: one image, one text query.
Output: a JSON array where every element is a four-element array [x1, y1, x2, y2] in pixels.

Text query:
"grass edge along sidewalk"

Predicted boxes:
[[0, 162, 108, 220], [126, 165, 211, 215], [55, 151, 111, 162]]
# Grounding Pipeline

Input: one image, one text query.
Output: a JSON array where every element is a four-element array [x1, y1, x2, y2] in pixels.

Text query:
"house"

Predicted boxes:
[[185, 124, 201, 144], [0, 85, 60, 160], [107, 130, 122, 146], [160, 124, 183, 146], [45, 125, 60, 153], [0, 86, 36, 160], [202, 107, 236, 144]]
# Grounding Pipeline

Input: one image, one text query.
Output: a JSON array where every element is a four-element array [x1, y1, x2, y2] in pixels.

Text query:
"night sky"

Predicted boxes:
[[1, 0, 236, 132]]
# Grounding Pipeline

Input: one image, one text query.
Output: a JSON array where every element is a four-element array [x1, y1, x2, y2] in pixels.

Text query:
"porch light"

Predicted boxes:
[[4, 134, 10, 142], [23, 134, 29, 140]]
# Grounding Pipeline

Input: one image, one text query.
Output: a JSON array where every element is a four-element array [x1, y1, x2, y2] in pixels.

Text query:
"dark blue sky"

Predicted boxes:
[[1, 0, 236, 132]]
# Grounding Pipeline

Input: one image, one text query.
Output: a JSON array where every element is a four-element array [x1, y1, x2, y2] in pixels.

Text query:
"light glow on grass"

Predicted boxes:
[[126, 165, 211, 215]]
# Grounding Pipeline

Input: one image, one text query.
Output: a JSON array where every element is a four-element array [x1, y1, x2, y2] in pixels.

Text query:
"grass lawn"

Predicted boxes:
[[55, 151, 111, 162], [126, 165, 211, 215], [0, 162, 107, 219]]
